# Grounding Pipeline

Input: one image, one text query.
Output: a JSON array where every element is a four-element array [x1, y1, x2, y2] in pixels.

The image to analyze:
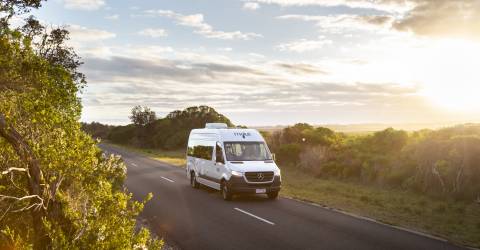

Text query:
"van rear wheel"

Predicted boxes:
[[190, 172, 199, 189], [221, 181, 233, 201]]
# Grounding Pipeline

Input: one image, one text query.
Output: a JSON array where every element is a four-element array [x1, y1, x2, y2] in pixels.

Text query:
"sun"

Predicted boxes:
[[418, 39, 480, 111], [423, 84, 479, 111]]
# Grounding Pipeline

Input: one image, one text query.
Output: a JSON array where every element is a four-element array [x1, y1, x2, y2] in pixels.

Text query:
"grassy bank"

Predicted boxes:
[[281, 165, 480, 248], [106, 142, 480, 248], [104, 142, 186, 167]]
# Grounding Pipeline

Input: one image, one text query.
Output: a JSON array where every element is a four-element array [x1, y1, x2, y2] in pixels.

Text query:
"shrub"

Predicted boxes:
[[298, 145, 331, 171], [277, 144, 302, 165], [108, 125, 136, 144]]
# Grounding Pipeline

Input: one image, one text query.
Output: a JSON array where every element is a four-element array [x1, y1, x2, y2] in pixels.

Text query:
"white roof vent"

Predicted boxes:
[[205, 123, 228, 129]]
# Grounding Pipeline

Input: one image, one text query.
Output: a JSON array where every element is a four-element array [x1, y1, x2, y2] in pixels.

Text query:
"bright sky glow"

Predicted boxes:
[[28, 0, 480, 125]]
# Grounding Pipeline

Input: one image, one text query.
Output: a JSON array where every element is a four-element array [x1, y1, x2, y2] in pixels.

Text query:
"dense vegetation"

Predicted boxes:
[[104, 123, 480, 247], [85, 104, 480, 202], [83, 105, 234, 149], [266, 123, 480, 202], [0, 1, 160, 249]]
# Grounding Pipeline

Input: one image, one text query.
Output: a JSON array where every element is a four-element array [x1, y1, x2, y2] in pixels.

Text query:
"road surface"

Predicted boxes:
[[101, 144, 468, 250]]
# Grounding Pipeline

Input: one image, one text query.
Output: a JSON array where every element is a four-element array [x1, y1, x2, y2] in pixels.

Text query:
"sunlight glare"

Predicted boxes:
[[419, 39, 480, 111]]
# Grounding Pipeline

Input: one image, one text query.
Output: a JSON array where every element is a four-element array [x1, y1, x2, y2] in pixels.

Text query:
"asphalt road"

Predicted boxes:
[[101, 144, 468, 250]]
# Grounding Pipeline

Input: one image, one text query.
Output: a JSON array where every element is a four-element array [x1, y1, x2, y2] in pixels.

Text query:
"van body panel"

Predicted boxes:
[[186, 124, 281, 196], [227, 161, 277, 172]]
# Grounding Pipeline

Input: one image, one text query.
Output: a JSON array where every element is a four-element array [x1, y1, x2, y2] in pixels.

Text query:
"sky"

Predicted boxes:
[[28, 0, 480, 126]]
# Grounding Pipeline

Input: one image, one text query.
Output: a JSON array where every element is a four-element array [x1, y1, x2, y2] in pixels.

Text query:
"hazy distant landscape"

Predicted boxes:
[[255, 122, 470, 134]]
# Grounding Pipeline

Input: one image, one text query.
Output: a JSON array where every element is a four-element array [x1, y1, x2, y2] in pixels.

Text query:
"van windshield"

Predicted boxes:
[[224, 142, 272, 161]]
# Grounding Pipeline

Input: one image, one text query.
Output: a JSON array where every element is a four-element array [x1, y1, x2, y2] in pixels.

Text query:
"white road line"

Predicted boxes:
[[161, 176, 175, 183], [234, 208, 275, 226], [131, 163, 138, 167]]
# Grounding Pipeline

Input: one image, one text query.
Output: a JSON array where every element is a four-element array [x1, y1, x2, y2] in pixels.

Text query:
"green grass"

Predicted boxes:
[[104, 142, 186, 167], [105, 142, 480, 248], [281, 165, 480, 248]]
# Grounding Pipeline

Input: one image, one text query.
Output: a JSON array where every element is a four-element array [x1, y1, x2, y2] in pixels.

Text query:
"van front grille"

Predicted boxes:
[[244, 171, 274, 182]]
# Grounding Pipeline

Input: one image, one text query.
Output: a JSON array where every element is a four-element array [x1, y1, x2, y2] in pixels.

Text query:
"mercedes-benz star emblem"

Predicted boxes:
[[257, 173, 264, 180]]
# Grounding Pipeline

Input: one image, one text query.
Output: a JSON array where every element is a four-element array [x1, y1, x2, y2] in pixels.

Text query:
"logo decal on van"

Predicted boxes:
[[257, 173, 264, 180], [234, 132, 251, 139]]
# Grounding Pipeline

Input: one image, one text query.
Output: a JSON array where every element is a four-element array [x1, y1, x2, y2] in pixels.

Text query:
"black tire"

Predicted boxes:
[[267, 191, 279, 199], [221, 181, 233, 201], [190, 172, 199, 189]]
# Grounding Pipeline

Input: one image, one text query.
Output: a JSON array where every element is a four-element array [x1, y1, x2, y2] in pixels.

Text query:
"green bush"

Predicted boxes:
[[268, 123, 480, 202], [277, 144, 302, 165], [108, 125, 136, 144]]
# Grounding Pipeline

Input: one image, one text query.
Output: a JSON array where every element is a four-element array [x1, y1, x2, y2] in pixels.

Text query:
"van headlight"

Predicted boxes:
[[231, 170, 243, 177], [274, 168, 281, 176]]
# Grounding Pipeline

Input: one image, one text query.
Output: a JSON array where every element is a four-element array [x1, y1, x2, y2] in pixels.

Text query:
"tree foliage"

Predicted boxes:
[[265, 123, 480, 201], [0, 0, 42, 28], [129, 105, 156, 127], [0, 2, 160, 249], [100, 105, 234, 149]]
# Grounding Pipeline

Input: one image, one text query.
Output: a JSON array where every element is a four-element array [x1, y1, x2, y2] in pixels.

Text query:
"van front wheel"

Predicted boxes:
[[190, 172, 199, 189], [221, 181, 233, 201], [267, 191, 279, 199]]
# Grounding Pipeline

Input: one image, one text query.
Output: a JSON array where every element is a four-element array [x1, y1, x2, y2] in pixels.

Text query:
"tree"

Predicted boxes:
[[0, 2, 160, 249], [81, 122, 113, 139], [129, 105, 156, 127], [154, 105, 234, 149], [281, 123, 313, 144], [101, 105, 235, 149], [0, 0, 42, 29], [302, 127, 337, 146]]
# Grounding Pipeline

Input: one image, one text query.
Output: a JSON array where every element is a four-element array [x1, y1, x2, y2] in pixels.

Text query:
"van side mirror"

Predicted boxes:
[[271, 153, 276, 161]]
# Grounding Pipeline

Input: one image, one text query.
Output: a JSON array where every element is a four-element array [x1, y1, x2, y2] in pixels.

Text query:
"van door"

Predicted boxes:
[[204, 141, 217, 182], [211, 142, 226, 182], [194, 140, 216, 182]]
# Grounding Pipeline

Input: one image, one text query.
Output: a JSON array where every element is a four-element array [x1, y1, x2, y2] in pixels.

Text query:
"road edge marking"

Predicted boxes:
[[234, 208, 275, 226], [161, 176, 175, 183], [131, 163, 138, 167], [282, 196, 479, 250]]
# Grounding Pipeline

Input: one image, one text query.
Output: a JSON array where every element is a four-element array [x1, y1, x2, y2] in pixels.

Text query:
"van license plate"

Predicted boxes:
[[256, 189, 266, 194]]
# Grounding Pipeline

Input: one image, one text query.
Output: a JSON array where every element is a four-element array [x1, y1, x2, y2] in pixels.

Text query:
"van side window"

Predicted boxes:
[[187, 140, 195, 157], [215, 143, 225, 164], [191, 140, 214, 160], [195, 146, 213, 160]]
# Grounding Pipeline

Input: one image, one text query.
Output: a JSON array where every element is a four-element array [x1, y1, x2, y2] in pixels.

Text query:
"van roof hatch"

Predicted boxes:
[[205, 123, 228, 129]]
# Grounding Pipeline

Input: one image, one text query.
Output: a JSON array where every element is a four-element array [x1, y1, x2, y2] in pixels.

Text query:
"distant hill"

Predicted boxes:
[[254, 122, 480, 134]]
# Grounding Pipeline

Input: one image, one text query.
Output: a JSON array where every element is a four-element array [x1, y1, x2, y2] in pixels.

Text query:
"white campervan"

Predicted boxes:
[[186, 123, 281, 200]]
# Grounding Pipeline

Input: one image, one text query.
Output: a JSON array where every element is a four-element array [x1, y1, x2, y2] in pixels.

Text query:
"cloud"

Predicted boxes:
[[276, 36, 332, 52], [243, 2, 261, 10], [67, 24, 116, 42], [218, 47, 233, 52], [105, 14, 119, 20], [79, 46, 425, 124], [271, 0, 480, 40], [75, 39, 465, 126], [82, 55, 264, 85], [392, 0, 480, 40], [249, 0, 412, 12], [63, 0, 105, 10], [248, 53, 266, 59], [138, 28, 168, 38], [145, 10, 262, 40], [276, 63, 328, 75], [278, 14, 393, 33]]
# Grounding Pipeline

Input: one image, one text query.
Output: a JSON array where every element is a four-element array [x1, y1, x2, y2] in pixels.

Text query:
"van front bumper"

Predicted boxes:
[[228, 176, 281, 194]]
